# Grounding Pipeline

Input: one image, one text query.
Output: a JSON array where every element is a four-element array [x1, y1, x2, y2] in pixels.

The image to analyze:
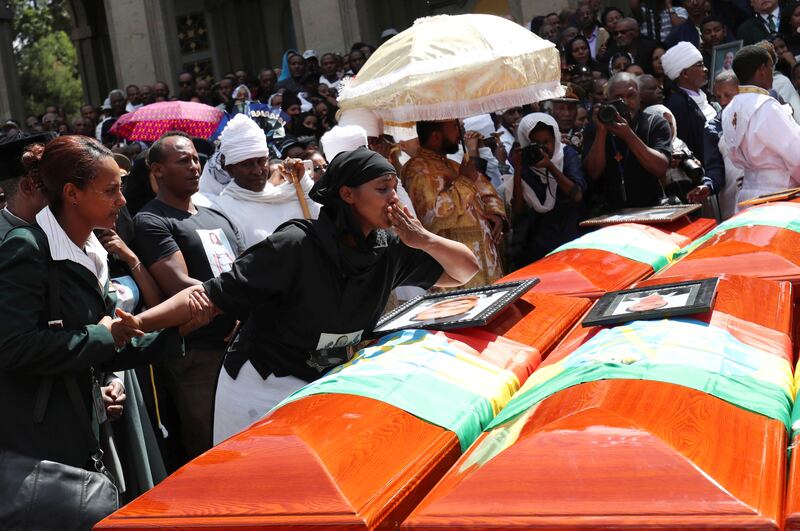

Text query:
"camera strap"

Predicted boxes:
[[609, 136, 627, 203]]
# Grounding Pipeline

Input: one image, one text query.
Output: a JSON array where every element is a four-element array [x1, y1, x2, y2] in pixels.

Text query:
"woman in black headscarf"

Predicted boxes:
[[118, 147, 479, 443]]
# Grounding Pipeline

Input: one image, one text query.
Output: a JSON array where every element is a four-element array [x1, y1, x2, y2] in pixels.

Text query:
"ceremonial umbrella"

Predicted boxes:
[[110, 101, 224, 142], [337, 14, 563, 123]]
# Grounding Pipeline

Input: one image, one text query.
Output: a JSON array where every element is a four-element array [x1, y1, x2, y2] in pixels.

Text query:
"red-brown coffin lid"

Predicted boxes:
[[402, 275, 790, 530], [96, 293, 591, 529]]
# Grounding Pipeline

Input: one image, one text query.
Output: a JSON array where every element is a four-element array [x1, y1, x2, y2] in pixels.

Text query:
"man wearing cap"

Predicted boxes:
[[720, 45, 800, 205], [548, 85, 584, 150], [215, 115, 320, 247], [402, 120, 507, 288], [662, 41, 717, 163], [303, 50, 319, 76], [132, 131, 243, 464], [0, 133, 54, 240]]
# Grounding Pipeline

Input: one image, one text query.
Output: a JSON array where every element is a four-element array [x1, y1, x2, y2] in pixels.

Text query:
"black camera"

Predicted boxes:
[[597, 98, 629, 124], [522, 142, 547, 166], [674, 146, 704, 182]]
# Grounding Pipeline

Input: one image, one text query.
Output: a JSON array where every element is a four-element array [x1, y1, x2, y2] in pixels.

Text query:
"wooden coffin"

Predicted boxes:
[[95, 290, 591, 530], [403, 275, 791, 530], [501, 219, 714, 299], [654, 204, 800, 285]]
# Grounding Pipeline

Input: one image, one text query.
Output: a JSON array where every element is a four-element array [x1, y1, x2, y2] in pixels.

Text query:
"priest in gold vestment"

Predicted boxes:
[[402, 120, 507, 288]]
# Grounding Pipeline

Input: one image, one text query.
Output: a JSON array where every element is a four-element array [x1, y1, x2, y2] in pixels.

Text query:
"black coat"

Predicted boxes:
[[0, 226, 183, 469]]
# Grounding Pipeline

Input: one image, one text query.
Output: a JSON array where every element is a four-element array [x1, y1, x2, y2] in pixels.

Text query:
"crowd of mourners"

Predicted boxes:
[[4, 2, 800, 527]]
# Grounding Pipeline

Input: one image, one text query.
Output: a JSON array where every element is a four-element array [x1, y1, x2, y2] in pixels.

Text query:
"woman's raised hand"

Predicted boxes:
[[388, 203, 431, 249]]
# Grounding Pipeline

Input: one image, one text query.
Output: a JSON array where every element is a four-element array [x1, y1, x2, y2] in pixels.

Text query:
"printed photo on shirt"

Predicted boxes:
[[196, 228, 237, 277]]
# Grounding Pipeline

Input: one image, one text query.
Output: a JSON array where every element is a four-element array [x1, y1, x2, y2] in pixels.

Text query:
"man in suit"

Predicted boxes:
[[661, 42, 719, 162], [0, 132, 54, 240], [737, 0, 781, 44]]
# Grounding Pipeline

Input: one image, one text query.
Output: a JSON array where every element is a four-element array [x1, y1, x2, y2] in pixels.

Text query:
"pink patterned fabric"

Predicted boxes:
[[110, 101, 223, 141]]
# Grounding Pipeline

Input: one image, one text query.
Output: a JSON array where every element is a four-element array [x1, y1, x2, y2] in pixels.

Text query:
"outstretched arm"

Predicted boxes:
[[117, 285, 219, 335]]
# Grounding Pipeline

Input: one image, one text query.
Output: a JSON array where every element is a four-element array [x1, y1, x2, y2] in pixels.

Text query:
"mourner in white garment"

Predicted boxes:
[[214, 114, 320, 248], [722, 45, 800, 206]]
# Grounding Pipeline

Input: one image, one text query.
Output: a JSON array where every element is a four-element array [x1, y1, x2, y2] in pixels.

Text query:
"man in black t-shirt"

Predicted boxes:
[[583, 72, 671, 213], [133, 132, 243, 464]]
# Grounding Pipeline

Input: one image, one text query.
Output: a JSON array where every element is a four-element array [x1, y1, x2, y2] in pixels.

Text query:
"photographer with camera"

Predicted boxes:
[[583, 72, 671, 212], [645, 104, 705, 202], [504, 113, 586, 267]]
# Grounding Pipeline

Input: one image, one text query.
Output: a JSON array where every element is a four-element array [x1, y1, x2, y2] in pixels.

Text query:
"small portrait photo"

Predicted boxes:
[[582, 278, 719, 327], [710, 41, 743, 91], [373, 279, 539, 335]]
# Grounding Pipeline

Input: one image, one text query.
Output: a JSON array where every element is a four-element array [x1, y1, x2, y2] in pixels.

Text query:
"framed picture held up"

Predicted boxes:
[[710, 40, 743, 91], [373, 279, 539, 336], [582, 278, 719, 327]]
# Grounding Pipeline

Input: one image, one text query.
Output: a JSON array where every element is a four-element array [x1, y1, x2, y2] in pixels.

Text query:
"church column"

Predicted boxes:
[[290, 0, 364, 54], [103, 0, 175, 87], [0, 5, 24, 120]]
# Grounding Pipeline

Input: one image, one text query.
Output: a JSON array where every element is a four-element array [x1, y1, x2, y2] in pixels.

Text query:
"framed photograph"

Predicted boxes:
[[579, 204, 701, 227], [582, 278, 718, 327], [710, 40, 743, 91], [738, 187, 800, 207], [372, 279, 539, 336]]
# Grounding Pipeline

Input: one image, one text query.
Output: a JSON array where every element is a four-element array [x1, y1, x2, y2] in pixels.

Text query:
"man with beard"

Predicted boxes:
[[401, 120, 507, 288]]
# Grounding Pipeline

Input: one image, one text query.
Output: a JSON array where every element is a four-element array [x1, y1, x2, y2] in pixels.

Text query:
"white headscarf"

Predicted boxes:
[[338, 108, 383, 137], [644, 104, 677, 144], [219, 114, 268, 166], [509, 112, 564, 213], [463, 114, 496, 138], [661, 41, 703, 81], [320, 125, 368, 161], [516, 112, 564, 171]]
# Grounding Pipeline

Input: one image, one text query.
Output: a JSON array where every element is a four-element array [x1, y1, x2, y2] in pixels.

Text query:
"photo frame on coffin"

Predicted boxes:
[[373, 279, 539, 336], [582, 277, 719, 327], [579, 204, 701, 227]]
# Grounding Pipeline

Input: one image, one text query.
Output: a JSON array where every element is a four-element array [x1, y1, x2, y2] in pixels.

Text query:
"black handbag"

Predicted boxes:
[[0, 232, 119, 530]]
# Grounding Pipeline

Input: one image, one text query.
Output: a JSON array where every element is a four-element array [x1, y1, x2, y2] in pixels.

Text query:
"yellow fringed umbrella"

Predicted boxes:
[[337, 14, 563, 123]]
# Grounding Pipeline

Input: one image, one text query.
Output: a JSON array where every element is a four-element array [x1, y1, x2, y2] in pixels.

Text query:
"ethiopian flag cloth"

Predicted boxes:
[[676, 202, 800, 259], [274, 330, 521, 451], [548, 223, 689, 272], [487, 319, 795, 431]]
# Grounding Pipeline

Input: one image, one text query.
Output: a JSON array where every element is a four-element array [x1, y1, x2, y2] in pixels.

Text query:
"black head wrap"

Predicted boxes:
[[309, 147, 396, 206]]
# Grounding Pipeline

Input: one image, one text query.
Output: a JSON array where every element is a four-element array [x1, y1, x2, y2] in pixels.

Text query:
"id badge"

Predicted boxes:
[[91, 377, 108, 424]]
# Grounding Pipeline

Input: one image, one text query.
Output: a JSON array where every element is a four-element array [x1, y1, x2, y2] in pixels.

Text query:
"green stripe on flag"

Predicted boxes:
[[274, 330, 518, 451], [548, 224, 682, 271], [487, 319, 794, 431]]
